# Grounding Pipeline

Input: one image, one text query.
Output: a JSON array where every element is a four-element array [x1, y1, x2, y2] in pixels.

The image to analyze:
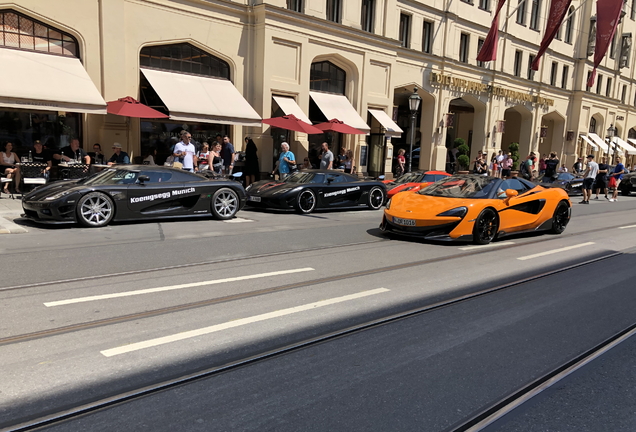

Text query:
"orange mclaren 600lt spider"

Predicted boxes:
[[380, 174, 571, 244]]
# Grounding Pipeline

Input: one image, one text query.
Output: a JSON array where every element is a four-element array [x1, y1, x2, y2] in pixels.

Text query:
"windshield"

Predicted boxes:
[[557, 173, 575, 181], [418, 176, 498, 198], [81, 169, 139, 186], [284, 172, 326, 184], [393, 172, 423, 184]]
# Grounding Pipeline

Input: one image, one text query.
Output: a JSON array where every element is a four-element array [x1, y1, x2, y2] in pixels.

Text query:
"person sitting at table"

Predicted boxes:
[[54, 138, 91, 164], [90, 143, 105, 164], [31, 140, 52, 178], [143, 147, 157, 165], [107, 143, 130, 165], [1, 141, 21, 194]]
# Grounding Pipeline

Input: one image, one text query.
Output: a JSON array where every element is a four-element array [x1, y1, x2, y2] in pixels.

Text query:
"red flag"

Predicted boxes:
[[587, 0, 623, 87], [531, 0, 572, 70], [476, 0, 507, 62]]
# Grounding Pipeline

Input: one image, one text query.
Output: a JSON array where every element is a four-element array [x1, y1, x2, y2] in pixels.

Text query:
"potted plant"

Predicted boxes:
[[455, 140, 470, 173], [509, 142, 520, 176]]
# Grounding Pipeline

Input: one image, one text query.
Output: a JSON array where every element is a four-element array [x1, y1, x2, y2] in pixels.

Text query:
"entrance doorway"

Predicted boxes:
[[502, 105, 532, 156]]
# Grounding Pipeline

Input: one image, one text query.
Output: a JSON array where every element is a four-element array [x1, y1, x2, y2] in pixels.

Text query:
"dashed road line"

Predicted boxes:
[[459, 241, 515, 251], [517, 242, 595, 261]]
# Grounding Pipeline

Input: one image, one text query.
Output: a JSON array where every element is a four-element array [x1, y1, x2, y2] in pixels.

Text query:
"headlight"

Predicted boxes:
[[245, 184, 253, 192], [44, 190, 72, 201], [437, 207, 467, 218], [386, 198, 391, 209]]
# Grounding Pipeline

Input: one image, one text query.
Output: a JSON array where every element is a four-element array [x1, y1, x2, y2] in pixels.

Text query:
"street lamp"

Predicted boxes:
[[408, 87, 422, 172], [607, 124, 617, 164]]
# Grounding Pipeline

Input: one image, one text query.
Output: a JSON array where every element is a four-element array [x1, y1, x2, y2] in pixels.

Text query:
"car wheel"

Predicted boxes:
[[211, 188, 239, 220], [550, 200, 570, 234], [472, 208, 499, 245], [295, 189, 316, 214], [77, 192, 114, 228], [367, 187, 385, 210]]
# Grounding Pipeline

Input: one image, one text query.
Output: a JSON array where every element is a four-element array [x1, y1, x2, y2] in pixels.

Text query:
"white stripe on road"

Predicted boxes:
[[618, 225, 636, 229], [223, 218, 254, 223], [517, 242, 595, 261], [101, 287, 390, 357], [459, 241, 515, 251], [44, 268, 315, 307]]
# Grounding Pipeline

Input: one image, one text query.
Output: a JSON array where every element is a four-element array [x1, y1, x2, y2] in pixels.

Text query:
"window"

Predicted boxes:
[[0, 10, 79, 57], [589, 117, 596, 133], [610, 34, 616, 59], [606, 78, 612, 97], [326, 0, 341, 23], [514, 50, 522, 76], [550, 62, 557, 86], [586, 71, 592, 91], [310, 61, 346, 94], [561, 65, 568, 89], [564, 7, 574, 43], [596, 75, 603, 94], [461, 0, 473, 4], [479, 0, 490, 10], [530, 0, 541, 30], [516, 0, 527, 24], [140, 43, 230, 79], [361, 0, 374, 32], [477, 38, 485, 67], [556, 24, 562, 40], [632, 0, 636, 20], [287, 0, 302, 12], [528, 55, 536, 80], [399, 13, 411, 48], [459, 33, 470, 63], [622, 85, 627, 103], [422, 20, 433, 54]]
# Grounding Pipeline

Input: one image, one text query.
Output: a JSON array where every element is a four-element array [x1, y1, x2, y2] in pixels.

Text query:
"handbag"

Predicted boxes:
[[608, 176, 617, 188]]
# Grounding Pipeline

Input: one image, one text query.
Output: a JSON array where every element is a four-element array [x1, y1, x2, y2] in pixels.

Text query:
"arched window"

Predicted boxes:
[[564, 7, 574, 44], [589, 117, 597, 133], [140, 43, 230, 79], [0, 10, 78, 57], [628, 128, 636, 140], [310, 61, 346, 94]]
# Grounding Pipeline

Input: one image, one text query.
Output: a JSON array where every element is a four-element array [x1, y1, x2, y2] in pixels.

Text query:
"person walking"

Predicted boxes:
[[320, 142, 334, 170], [221, 135, 235, 174], [273, 142, 295, 180], [580, 154, 598, 204], [594, 156, 609, 200], [609, 156, 626, 202], [244, 137, 260, 187], [544, 152, 559, 180]]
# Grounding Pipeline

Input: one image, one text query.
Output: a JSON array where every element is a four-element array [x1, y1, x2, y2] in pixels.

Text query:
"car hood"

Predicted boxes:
[[390, 192, 481, 215], [247, 180, 297, 197], [23, 180, 84, 201]]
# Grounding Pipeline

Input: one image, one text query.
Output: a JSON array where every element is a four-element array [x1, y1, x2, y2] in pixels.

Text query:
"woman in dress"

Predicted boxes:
[[244, 138, 260, 186], [396, 148, 406, 177], [208, 142, 224, 175], [344, 149, 355, 174], [197, 143, 210, 171], [1, 142, 21, 194]]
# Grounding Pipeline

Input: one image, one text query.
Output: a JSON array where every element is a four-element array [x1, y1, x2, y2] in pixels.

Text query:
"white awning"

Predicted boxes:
[[141, 68, 261, 127], [587, 133, 609, 152], [580, 135, 598, 150], [368, 109, 403, 138], [0, 48, 106, 114], [272, 96, 311, 124], [628, 139, 636, 152], [309, 91, 370, 132], [613, 137, 636, 155]]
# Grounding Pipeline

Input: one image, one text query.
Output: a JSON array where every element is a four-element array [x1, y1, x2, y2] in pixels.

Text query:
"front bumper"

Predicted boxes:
[[380, 215, 466, 241], [245, 194, 295, 210], [22, 199, 77, 224]]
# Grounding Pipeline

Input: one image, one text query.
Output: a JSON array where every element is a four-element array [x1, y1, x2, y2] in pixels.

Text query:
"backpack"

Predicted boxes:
[[519, 160, 531, 179]]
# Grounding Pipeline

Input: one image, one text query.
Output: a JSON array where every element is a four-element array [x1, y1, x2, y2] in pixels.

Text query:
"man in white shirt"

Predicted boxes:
[[580, 154, 598, 204], [173, 131, 197, 172], [496, 150, 505, 164]]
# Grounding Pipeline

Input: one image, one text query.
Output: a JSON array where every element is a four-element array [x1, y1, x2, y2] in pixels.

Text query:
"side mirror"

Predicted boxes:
[[505, 189, 518, 198], [232, 172, 243, 178], [326, 176, 335, 184], [378, 175, 385, 180], [138, 175, 150, 184]]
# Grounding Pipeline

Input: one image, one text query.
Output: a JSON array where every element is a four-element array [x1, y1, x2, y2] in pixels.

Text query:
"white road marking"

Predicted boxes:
[[517, 242, 595, 261], [223, 217, 254, 223], [459, 241, 515, 251], [101, 287, 391, 357], [44, 268, 315, 307], [618, 225, 636, 229]]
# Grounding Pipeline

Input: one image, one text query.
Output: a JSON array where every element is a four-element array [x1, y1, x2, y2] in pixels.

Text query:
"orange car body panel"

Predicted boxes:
[[384, 171, 451, 198]]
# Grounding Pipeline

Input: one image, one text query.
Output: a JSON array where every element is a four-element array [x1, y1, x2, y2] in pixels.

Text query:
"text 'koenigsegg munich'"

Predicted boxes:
[[381, 175, 571, 244], [22, 166, 246, 227], [245, 170, 387, 214]]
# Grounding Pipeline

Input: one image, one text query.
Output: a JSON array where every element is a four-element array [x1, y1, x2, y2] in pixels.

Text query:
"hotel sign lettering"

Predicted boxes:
[[429, 72, 554, 107]]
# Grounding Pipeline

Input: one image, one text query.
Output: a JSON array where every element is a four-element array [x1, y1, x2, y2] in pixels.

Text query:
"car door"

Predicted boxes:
[[497, 178, 546, 233], [319, 174, 359, 208], [126, 170, 186, 216]]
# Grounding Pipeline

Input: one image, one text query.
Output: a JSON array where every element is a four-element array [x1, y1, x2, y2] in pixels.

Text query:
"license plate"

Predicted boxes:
[[248, 196, 261, 202], [392, 217, 416, 226]]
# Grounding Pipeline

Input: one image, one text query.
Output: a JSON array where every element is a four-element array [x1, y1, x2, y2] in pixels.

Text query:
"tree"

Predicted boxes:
[[456, 141, 470, 171], [509, 142, 520, 170]]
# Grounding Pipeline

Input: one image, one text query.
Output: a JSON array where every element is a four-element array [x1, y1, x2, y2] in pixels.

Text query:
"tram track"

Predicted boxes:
[[2, 252, 622, 432]]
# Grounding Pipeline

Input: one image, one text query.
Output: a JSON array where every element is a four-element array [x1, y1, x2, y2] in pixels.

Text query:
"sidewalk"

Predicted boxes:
[[0, 196, 28, 234]]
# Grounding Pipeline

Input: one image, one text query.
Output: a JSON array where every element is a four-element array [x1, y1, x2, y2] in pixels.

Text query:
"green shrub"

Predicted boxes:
[[509, 142, 520, 170], [457, 154, 470, 171], [457, 144, 470, 156], [453, 138, 466, 148]]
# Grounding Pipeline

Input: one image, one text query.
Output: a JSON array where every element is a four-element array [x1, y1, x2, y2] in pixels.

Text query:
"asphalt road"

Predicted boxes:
[[2, 197, 636, 431]]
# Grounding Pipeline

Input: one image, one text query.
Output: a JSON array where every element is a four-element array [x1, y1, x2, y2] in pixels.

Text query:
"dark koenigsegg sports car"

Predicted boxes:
[[619, 171, 636, 196], [537, 172, 583, 195], [381, 174, 571, 244], [382, 170, 451, 199], [22, 165, 246, 227], [245, 170, 386, 214]]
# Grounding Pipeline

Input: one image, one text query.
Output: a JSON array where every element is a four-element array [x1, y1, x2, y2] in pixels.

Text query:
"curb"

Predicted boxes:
[[0, 215, 28, 234]]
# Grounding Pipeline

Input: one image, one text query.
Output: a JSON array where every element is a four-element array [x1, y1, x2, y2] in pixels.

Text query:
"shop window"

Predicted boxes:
[[529, 0, 541, 30], [589, 117, 596, 133], [361, 0, 374, 32], [622, 85, 627, 103], [310, 61, 346, 94], [0, 110, 82, 154], [423, 20, 433, 54], [477, 38, 486, 67], [399, 13, 411, 48], [287, 0, 303, 12], [479, 0, 490, 11], [550, 62, 557, 86], [327, 0, 342, 23], [596, 75, 603, 94], [459, 33, 470, 63], [564, 7, 574, 43], [514, 50, 522, 77], [140, 43, 230, 80], [527, 55, 536, 80], [606, 78, 613, 97], [516, 0, 527, 25], [561, 65, 569, 89], [0, 10, 79, 58]]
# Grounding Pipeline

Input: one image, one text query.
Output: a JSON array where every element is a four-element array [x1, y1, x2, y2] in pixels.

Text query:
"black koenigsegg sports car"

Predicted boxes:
[[245, 170, 387, 214], [537, 172, 583, 196], [619, 171, 636, 195], [22, 165, 246, 227]]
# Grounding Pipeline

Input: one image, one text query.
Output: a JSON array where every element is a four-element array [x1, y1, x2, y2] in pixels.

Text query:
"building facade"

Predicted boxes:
[[1, 0, 635, 177]]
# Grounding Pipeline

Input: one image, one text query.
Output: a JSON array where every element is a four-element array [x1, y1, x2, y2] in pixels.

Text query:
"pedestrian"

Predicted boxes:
[[544, 152, 559, 180], [519, 154, 534, 180], [580, 154, 598, 204], [173, 131, 196, 172], [197, 143, 210, 171], [609, 156, 626, 202], [344, 149, 355, 174], [538, 154, 547, 175], [496, 149, 505, 165], [320, 142, 334, 170], [572, 157, 583, 174], [273, 142, 295, 180], [221, 135, 235, 174], [489, 153, 499, 177], [208, 142, 223, 175], [594, 156, 609, 200], [1, 141, 21, 194], [472, 151, 487, 175], [500, 153, 512, 178], [559, 164, 568, 173], [396, 148, 406, 177], [244, 137, 260, 187], [337, 147, 347, 169]]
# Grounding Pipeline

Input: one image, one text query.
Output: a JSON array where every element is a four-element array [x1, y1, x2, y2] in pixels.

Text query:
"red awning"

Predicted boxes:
[[314, 119, 366, 135], [107, 96, 169, 119], [262, 114, 323, 134]]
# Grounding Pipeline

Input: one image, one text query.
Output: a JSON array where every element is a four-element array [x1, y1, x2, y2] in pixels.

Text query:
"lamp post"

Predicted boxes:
[[408, 87, 421, 172], [607, 124, 616, 164]]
